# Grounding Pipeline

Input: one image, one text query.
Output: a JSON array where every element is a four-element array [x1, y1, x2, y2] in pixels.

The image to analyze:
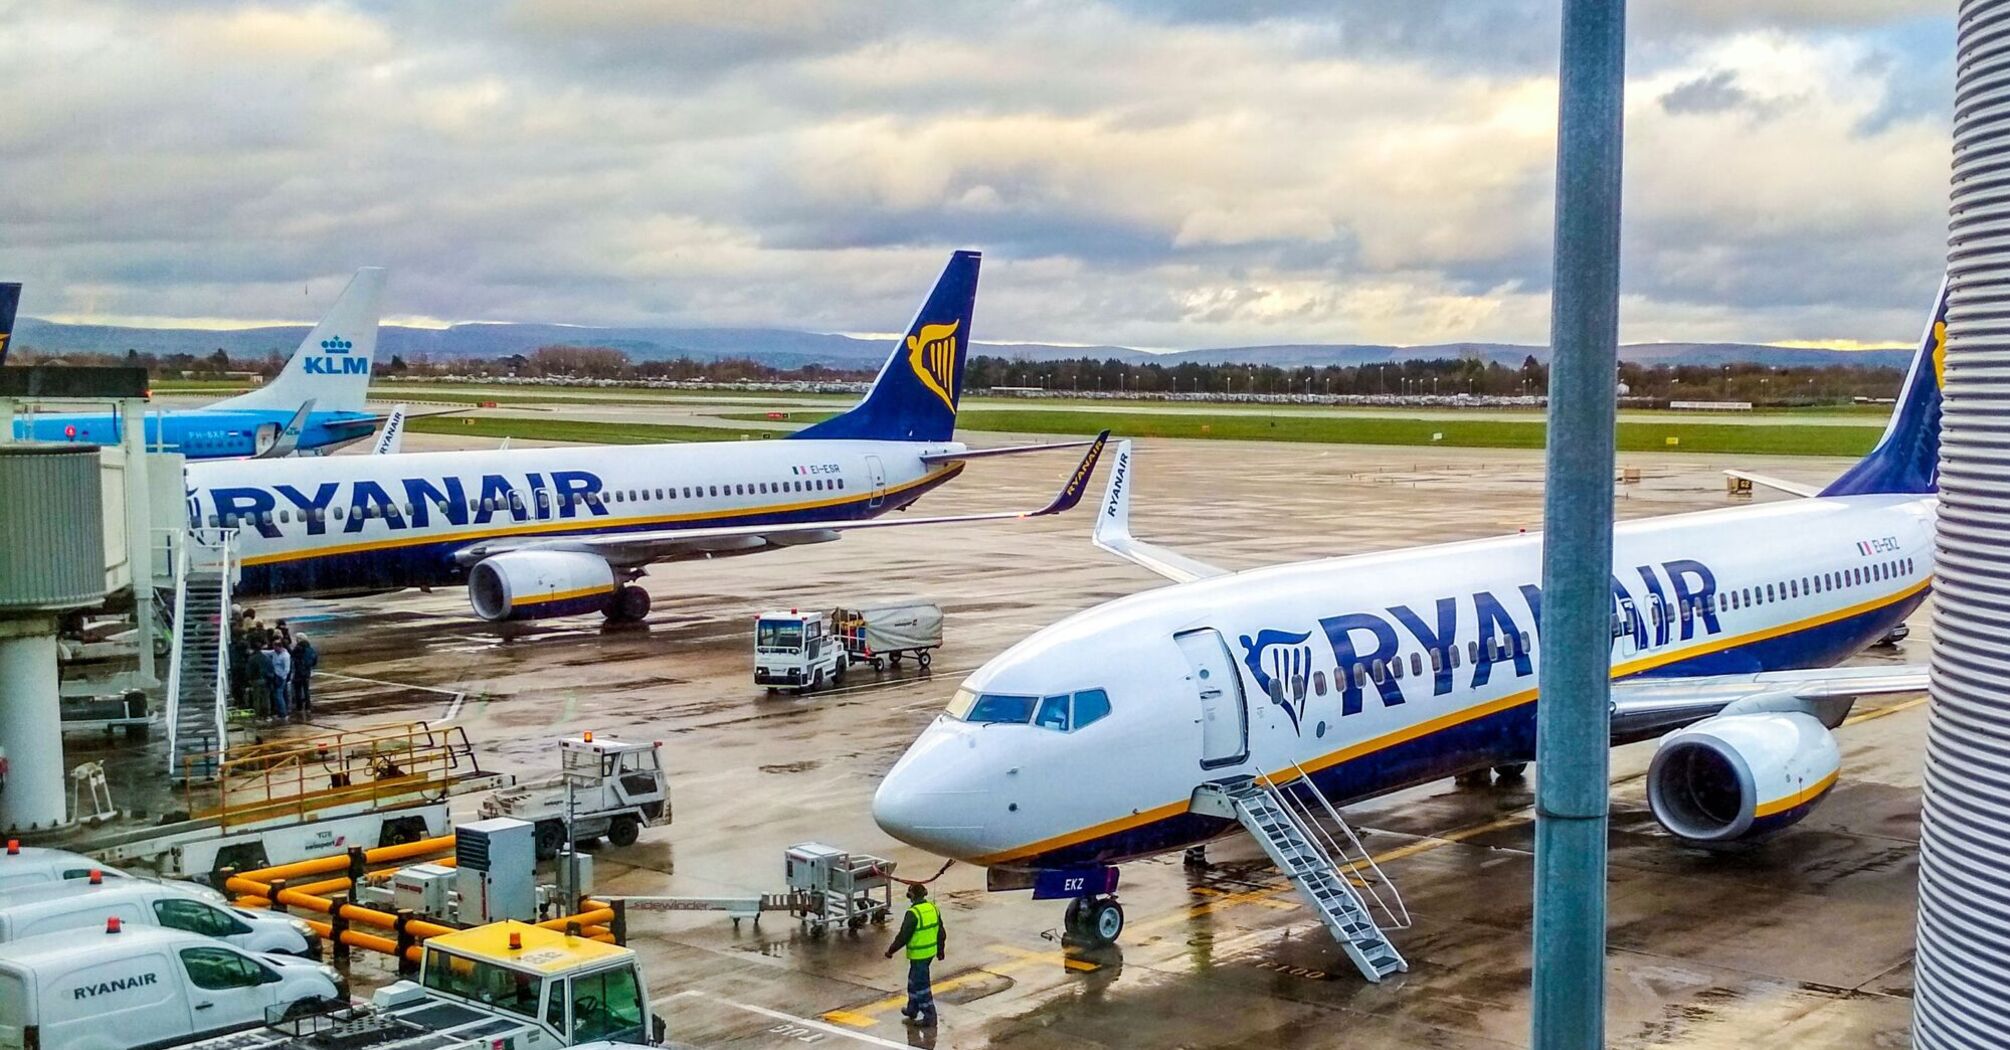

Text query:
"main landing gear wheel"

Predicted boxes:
[[605, 585, 651, 623], [1065, 896, 1124, 946], [1493, 763, 1528, 782]]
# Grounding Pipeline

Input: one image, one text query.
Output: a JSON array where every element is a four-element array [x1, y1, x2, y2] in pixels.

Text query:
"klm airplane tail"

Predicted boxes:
[[214, 267, 386, 415], [792, 251, 979, 443], [1820, 275, 1947, 497], [0, 282, 20, 365]]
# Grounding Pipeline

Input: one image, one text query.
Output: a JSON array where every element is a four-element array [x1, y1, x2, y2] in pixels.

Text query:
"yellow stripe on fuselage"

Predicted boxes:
[[973, 576, 1931, 866], [1753, 769, 1839, 818], [512, 584, 615, 608], [238, 464, 962, 568]]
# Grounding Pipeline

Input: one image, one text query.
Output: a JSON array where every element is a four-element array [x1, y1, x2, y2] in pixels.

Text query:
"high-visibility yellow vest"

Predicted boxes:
[[905, 901, 941, 960]]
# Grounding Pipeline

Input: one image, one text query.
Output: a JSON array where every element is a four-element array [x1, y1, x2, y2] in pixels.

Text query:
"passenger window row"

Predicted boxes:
[[1270, 632, 1535, 702], [211, 473, 852, 529], [1715, 557, 1915, 613]]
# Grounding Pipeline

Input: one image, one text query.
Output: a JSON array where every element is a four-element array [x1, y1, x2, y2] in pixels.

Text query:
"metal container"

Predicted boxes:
[[0, 444, 106, 612]]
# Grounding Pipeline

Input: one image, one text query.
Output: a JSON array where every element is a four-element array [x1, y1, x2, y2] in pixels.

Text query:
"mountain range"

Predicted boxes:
[[12, 317, 1914, 372]]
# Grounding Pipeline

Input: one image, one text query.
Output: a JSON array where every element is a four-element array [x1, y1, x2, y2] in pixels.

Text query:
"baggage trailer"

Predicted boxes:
[[834, 599, 942, 671]]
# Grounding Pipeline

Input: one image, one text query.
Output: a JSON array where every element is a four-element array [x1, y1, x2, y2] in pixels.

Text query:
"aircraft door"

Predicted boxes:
[[866, 454, 886, 508], [1175, 628, 1248, 769], [253, 422, 280, 455]]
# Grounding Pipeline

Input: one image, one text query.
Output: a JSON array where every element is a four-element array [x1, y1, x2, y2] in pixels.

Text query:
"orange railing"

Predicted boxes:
[[182, 722, 487, 829]]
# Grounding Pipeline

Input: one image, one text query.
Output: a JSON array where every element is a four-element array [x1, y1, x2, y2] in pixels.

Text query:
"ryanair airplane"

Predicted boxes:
[[12, 269, 403, 459], [184, 251, 1108, 622], [875, 280, 1942, 964]]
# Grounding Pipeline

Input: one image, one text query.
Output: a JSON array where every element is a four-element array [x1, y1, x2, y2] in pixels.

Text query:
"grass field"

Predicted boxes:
[[408, 416, 791, 444], [721, 408, 1883, 456]]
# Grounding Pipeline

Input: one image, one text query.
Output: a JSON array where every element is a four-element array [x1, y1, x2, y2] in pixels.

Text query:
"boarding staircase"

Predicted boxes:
[[165, 529, 236, 782], [1195, 769, 1411, 982]]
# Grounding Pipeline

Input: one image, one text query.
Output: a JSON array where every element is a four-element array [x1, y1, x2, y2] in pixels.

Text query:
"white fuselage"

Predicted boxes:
[[183, 438, 965, 597], [873, 493, 1934, 870]]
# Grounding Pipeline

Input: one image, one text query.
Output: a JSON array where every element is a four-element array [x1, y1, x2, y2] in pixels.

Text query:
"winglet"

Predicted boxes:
[[1028, 430, 1109, 516], [1090, 439, 1228, 583], [372, 404, 408, 455], [1094, 438, 1136, 546], [254, 399, 316, 459]]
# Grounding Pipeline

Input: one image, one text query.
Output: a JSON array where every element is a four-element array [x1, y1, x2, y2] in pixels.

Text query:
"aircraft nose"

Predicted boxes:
[[872, 734, 994, 860]]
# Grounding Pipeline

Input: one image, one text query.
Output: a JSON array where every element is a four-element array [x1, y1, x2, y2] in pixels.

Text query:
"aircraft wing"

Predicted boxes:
[[252, 399, 315, 459], [1609, 664, 1927, 739], [919, 438, 1100, 464], [450, 431, 1109, 569], [1090, 440, 1230, 584], [1723, 469, 1820, 498]]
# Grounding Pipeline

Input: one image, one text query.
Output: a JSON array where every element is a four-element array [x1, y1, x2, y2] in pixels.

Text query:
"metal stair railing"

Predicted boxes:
[[162, 532, 191, 765], [167, 528, 237, 782], [1209, 776, 1408, 982], [1278, 760, 1412, 931]]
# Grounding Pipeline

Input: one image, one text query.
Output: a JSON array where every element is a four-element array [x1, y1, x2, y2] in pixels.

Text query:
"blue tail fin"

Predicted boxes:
[[1820, 276, 1946, 497], [0, 283, 20, 365], [792, 251, 979, 443]]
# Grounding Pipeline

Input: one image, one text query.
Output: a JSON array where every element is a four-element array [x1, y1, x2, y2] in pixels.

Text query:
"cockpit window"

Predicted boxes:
[[1072, 689, 1111, 729], [964, 692, 1037, 724], [947, 686, 1112, 731]]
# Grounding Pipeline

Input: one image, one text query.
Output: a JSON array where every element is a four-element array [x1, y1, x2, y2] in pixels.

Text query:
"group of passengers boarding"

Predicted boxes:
[[227, 607, 317, 721]]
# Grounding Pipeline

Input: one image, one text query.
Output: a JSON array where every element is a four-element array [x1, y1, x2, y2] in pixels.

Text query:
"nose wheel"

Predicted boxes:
[[1063, 895, 1125, 946]]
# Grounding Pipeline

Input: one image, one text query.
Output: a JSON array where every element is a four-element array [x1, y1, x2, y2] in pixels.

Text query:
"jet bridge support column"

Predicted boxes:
[[0, 444, 109, 832], [1914, 2, 2010, 1043], [1531, 1, 1626, 1047]]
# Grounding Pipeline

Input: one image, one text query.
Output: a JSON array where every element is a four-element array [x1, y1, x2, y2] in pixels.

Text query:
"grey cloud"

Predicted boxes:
[[0, 0, 1963, 350], [1660, 71, 1757, 116]]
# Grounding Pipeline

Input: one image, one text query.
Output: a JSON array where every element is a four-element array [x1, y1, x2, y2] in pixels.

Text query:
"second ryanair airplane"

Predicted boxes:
[[183, 251, 1106, 622], [873, 280, 1944, 979]]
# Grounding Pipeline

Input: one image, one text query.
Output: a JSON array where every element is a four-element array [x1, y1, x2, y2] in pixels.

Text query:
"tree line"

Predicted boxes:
[[16, 342, 1905, 405]]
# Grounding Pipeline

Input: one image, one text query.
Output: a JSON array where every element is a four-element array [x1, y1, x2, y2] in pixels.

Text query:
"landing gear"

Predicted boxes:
[[1183, 846, 1209, 869], [1493, 763, 1528, 782], [1063, 895, 1125, 946], [605, 585, 651, 623]]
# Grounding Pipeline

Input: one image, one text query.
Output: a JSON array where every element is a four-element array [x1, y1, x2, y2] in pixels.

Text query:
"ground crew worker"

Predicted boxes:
[[884, 882, 944, 1026]]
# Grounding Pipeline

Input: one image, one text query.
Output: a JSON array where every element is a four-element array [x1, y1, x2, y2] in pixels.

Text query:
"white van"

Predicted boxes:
[[0, 845, 225, 904], [0, 881, 318, 955], [0, 924, 341, 1050]]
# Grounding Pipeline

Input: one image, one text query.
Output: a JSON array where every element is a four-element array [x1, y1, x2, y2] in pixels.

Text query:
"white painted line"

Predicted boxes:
[[653, 991, 913, 1049]]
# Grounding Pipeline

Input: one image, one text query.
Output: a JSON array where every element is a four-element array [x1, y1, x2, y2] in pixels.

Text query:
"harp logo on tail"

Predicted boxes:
[[907, 320, 960, 411]]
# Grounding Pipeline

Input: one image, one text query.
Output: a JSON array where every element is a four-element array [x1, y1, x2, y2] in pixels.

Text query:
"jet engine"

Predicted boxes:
[[1645, 711, 1841, 843], [467, 550, 617, 622]]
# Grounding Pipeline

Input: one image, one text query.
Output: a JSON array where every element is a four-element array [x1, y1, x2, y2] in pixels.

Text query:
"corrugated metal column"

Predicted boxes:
[[1532, 1, 1626, 1047], [1916, 1, 2010, 1043]]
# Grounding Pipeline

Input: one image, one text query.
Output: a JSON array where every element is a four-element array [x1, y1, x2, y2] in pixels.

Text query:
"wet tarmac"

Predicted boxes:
[[127, 434, 1930, 1047]]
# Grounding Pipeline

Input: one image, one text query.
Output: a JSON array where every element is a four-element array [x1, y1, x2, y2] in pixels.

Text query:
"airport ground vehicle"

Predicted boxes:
[[834, 599, 943, 671], [0, 844, 226, 902], [0, 880, 317, 955], [167, 921, 663, 1050], [0, 924, 342, 1050], [479, 736, 670, 859], [754, 609, 847, 692]]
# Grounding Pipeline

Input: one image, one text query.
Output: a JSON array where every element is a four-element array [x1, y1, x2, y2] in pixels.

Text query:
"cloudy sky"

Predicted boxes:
[[0, 1, 1953, 349]]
